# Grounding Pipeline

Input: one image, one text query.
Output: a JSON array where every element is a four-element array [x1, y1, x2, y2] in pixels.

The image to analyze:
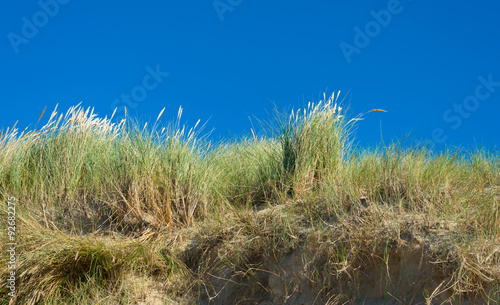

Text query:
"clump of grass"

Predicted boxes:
[[109, 107, 214, 227], [269, 92, 348, 199], [0, 211, 189, 304], [210, 91, 358, 207], [0, 104, 215, 233], [210, 137, 282, 207]]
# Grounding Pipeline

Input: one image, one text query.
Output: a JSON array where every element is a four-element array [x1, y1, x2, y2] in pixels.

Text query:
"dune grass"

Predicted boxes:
[[0, 93, 499, 304]]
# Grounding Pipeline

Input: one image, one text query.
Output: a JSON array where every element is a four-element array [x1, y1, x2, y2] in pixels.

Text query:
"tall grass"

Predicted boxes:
[[0, 104, 214, 231], [0, 93, 499, 304], [210, 137, 282, 207]]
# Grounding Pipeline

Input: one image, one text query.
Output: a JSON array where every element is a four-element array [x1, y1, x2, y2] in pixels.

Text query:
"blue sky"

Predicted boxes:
[[1, 0, 499, 150]]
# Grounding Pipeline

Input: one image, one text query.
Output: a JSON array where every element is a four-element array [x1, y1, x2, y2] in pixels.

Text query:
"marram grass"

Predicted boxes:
[[0, 93, 499, 304]]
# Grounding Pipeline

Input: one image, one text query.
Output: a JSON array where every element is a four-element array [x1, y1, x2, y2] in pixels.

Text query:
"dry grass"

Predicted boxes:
[[0, 93, 499, 304]]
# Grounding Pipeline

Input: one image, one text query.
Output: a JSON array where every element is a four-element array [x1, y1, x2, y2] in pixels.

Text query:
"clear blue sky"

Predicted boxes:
[[1, 0, 499, 150]]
